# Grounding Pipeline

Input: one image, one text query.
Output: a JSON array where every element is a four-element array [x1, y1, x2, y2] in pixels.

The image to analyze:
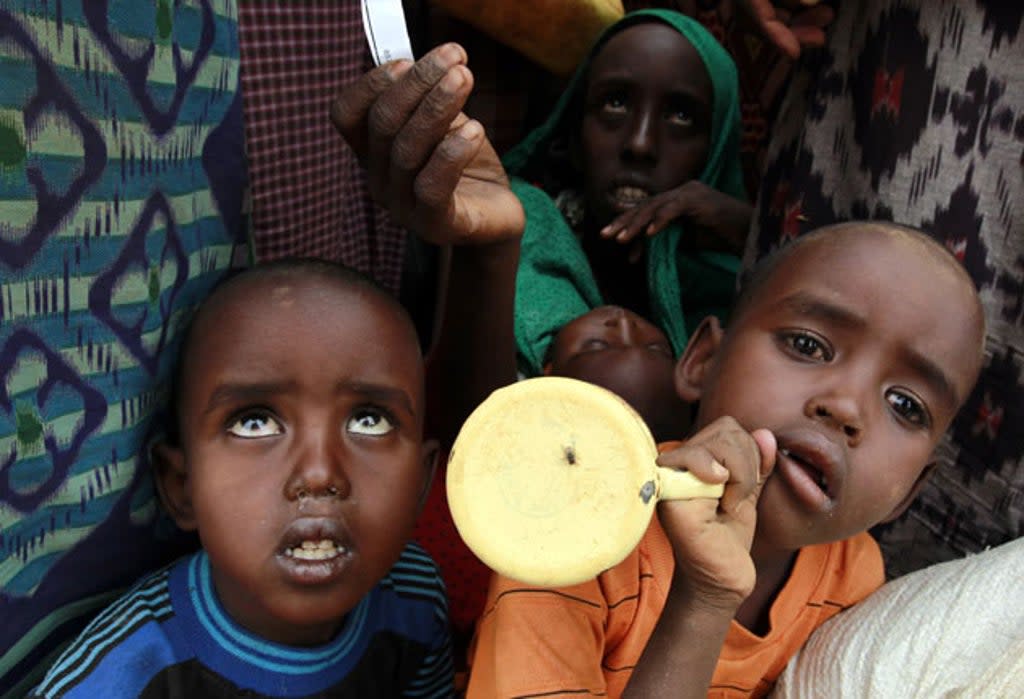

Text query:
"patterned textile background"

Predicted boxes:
[[237, 1, 542, 342], [745, 0, 1024, 577], [237, 2, 405, 294], [0, 1, 246, 695], [0, 4, 540, 693]]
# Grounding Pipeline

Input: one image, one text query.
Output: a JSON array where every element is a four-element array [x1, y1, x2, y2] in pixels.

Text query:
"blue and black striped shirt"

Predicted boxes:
[[30, 542, 453, 698]]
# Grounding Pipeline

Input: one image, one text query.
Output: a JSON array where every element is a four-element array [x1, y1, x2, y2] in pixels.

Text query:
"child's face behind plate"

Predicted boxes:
[[549, 305, 690, 441], [579, 22, 713, 230], [679, 227, 985, 556], [167, 274, 431, 646]]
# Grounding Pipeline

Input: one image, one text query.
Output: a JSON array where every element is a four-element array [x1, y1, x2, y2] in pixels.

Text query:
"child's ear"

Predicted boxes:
[[675, 316, 725, 403], [151, 441, 197, 531], [879, 461, 937, 524], [417, 439, 441, 515]]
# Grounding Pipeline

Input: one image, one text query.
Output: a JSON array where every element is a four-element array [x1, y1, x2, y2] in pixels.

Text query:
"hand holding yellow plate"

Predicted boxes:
[[446, 376, 723, 586]]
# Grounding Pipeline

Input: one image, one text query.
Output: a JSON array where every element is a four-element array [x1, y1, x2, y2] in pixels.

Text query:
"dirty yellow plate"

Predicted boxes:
[[447, 376, 723, 586]]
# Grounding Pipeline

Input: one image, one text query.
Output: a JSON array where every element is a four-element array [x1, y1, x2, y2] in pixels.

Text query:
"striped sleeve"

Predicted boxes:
[[28, 569, 174, 698], [387, 543, 455, 698]]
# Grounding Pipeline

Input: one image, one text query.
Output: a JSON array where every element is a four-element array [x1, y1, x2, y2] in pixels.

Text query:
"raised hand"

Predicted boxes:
[[600, 181, 752, 256], [735, 0, 835, 59], [623, 418, 776, 698], [655, 417, 776, 607], [330, 43, 524, 246]]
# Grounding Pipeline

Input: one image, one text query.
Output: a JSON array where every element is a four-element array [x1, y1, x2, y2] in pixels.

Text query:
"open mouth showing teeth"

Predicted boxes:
[[611, 186, 651, 206], [780, 448, 829, 494], [284, 539, 347, 561]]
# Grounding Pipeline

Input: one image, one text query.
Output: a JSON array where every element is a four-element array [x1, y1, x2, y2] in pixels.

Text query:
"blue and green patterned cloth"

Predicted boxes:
[[0, 2, 247, 695]]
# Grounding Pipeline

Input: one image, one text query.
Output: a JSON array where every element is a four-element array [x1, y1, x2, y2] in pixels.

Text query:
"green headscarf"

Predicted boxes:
[[508, 9, 745, 376]]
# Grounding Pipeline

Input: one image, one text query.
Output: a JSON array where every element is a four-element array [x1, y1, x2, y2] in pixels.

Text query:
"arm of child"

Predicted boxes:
[[330, 43, 525, 443], [599, 181, 752, 257], [733, 0, 835, 59], [623, 418, 776, 699]]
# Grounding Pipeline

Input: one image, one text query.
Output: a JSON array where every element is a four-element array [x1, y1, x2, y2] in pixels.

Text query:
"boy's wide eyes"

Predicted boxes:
[[668, 109, 693, 126], [596, 94, 695, 127], [781, 331, 833, 361], [227, 411, 283, 438], [666, 97, 695, 127], [647, 342, 673, 357], [600, 92, 627, 113], [885, 390, 930, 428], [224, 408, 396, 438], [775, 330, 934, 429], [347, 409, 394, 436]]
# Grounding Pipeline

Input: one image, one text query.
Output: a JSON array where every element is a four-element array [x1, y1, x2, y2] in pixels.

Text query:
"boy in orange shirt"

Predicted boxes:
[[332, 45, 987, 699], [466, 222, 985, 697]]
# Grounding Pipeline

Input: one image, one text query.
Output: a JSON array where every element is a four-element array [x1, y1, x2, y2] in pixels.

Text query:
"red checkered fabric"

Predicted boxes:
[[238, 1, 406, 295]]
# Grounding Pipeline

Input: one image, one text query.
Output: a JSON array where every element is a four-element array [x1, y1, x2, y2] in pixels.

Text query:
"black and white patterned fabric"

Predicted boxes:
[[745, 0, 1024, 577]]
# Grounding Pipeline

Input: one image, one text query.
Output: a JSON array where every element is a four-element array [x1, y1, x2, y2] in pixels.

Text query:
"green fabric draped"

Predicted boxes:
[[507, 9, 745, 376]]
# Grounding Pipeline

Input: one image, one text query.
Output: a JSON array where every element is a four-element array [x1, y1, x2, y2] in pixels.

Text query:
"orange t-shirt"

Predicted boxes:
[[466, 519, 883, 698]]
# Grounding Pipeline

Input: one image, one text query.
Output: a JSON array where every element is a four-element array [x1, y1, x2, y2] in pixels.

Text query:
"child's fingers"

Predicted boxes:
[[330, 58, 412, 158], [764, 3, 833, 53], [644, 195, 696, 237], [605, 201, 678, 243], [365, 44, 468, 201], [754, 18, 802, 58], [750, 428, 777, 485], [675, 416, 763, 515], [656, 442, 731, 485], [713, 442, 764, 517], [617, 218, 648, 243], [388, 64, 474, 215], [713, 427, 775, 520], [412, 118, 485, 233], [789, 24, 828, 50], [791, 2, 834, 29], [601, 208, 642, 241], [613, 183, 707, 240]]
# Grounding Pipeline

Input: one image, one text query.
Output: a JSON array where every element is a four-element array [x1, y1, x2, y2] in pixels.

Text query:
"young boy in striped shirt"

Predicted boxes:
[[30, 260, 454, 698]]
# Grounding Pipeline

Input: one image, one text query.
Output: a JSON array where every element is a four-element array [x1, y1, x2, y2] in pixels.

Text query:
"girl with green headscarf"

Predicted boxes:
[[508, 9, 749, 376]]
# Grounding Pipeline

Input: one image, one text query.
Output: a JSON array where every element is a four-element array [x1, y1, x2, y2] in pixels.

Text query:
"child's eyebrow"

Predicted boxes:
[[201, 381, 417, 418], [779, 292, 867, 332], [341, 381, 417, 418], [203, 382, 298, 415], [663, 87, 710, 105], [901, 348, 960, 414], [779, 292, 959, 411], [587, 73, 709, 104]]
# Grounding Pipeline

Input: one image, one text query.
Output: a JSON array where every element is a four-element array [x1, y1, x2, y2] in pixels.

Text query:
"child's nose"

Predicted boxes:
[[613, 313, 639, 345], [806, 394, 864, 445], [623, 110, 657, 159], [285, 431, 350, 501]]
